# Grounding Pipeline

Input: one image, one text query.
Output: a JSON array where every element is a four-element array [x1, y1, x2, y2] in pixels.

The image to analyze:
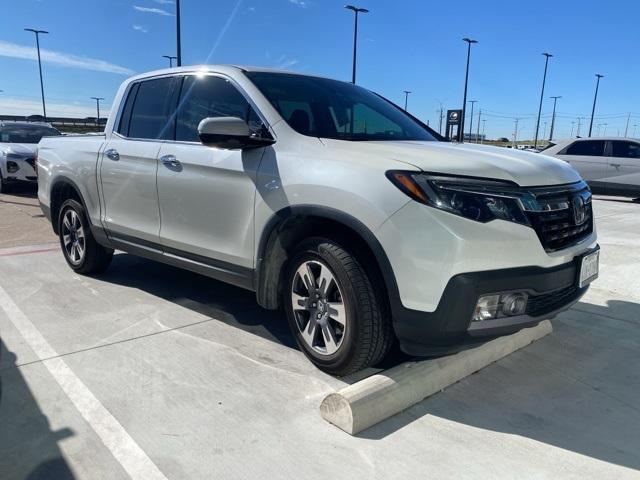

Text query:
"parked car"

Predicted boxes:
[[38, 66, 599, 375], [543, 137, 640, 199], [0, 121, 61, 193]]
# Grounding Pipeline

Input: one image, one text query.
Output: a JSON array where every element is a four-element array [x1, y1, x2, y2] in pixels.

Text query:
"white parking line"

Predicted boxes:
[[0, 285, 168, 480]]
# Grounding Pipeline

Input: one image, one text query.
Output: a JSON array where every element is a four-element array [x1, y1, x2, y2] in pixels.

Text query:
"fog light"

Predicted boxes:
[[7, 161, 19, 173], [501, 293, 528, 316], [473, 295, 500, 322]]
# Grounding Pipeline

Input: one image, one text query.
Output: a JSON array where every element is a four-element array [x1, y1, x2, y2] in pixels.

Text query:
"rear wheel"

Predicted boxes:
[[58, 199, 113, 274], [0, 171, 10, 193], [284, 237, 393, 376]]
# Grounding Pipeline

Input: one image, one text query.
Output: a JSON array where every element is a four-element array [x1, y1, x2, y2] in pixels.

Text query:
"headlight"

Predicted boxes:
[[386, 171, 530, 225]]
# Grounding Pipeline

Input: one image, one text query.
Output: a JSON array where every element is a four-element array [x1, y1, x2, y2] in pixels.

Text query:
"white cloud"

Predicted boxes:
[[153, 0, 174, 4], [0, 97, 110, 118], [0, 41, 134, 75], [132, 24, 148, 33], [274, 55, 299, 70], [288, 0, 308, 7], [133, 5, 174, 16]]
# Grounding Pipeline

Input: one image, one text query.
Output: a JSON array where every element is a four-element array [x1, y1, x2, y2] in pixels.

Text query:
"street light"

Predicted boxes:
[[91, 97, 104, 125], [588, 74, 604, 137], [345, 5, 369, 84], [459, 37, 478, 142], [468, 100, 477, 141], [403, 90, 411, 111], [534, 53, 553, 149], [176, 0, 182, 66], [24, 28, 49, 121], [633, 124, 638, 138], [549, 95, 561, 141], [162, 55, 178, 67]]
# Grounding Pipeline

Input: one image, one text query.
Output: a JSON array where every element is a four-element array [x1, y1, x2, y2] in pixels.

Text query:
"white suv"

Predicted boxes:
[[38, 66, 599, 375]]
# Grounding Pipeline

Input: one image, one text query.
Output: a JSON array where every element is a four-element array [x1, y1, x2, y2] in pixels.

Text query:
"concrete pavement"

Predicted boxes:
[[0, 196, 638, 479]]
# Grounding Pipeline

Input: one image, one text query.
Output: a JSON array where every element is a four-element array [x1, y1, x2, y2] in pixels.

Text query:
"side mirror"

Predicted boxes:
[[197, 117, 275, 149]]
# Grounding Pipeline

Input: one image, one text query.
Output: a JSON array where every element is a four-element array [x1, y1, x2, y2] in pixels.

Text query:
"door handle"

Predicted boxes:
[[610, 163, 621, 168], [161, 154, 182, 169], [105, 149, 120, 161]]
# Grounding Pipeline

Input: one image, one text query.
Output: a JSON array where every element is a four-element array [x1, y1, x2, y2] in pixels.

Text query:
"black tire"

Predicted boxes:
[[0, 171, 10, 194], [58, 199, 113, 274], [283, 237, 394, 376]]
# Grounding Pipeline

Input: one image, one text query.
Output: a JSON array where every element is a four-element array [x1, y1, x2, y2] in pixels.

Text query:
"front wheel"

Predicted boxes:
[[283, 237, 393, 376], [58, 199, 113, 274]]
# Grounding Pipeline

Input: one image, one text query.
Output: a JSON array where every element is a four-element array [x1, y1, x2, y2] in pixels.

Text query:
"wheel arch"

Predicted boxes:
[[255, 205, 400, 311], [49, 176, 88, 234]]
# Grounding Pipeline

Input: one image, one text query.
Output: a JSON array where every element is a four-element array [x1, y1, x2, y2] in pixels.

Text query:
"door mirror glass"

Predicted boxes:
[[197, 117, 274, 149]]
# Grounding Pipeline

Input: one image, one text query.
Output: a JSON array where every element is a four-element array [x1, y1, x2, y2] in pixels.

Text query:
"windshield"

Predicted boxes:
[[245, 72, 437, 142], [0, 124, 61, 144]]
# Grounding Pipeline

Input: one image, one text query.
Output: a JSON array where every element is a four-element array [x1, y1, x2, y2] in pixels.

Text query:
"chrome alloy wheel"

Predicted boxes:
[[291, 260, 347, 356], [61, 209, 86, 265]]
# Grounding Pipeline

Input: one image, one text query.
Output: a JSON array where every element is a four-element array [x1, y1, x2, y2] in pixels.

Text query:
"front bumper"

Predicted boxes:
[[393, 246, 598, 356]]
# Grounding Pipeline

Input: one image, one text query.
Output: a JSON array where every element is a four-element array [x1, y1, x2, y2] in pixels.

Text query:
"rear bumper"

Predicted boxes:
[[393, 246, 598, 356]]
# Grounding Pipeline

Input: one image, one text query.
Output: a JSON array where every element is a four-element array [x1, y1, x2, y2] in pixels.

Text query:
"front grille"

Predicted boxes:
[[524, 184, 593, 251], [526, 284, 579, 317]]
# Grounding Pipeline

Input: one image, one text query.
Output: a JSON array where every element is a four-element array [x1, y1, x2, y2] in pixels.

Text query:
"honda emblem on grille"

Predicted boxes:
[[571, 196, 587, 225]]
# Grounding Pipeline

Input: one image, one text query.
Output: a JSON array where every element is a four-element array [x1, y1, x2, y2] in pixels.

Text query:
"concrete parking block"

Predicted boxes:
[[321, 320, 552, 435]]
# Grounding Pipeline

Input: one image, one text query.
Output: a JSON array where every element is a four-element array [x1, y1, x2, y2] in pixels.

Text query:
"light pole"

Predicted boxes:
[[513, 118, 520, 148], [90, 97, 104, 125], [481, 119, 486, 144], [176, 0, 182, 66], [577, 117, 583, 137], [24, 28, 49, 121], [345, 5, 369, 84], [588, 74, 604, 137], [476, 109, 482, 143], [162, 55, 177, 67], [468, 100, 477, 141], [549, 95, 561, 141], [633, 124, 638, 138], [534, 53, 553, 149], [459, 37, 478, 142], [624, 113, 631, 137], [403, 90, 411, 111], [602, 122, 608, 136]]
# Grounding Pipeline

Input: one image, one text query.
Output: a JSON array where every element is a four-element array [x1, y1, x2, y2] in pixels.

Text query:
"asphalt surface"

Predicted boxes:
[[0, 189, 638, 479]]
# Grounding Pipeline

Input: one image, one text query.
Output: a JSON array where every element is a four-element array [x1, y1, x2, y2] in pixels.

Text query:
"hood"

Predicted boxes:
[[0, 143, 37, 157], [323, 140, 581, 187]]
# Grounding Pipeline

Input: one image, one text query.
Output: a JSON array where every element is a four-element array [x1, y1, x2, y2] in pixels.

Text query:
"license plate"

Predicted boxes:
[[579, 250, 599, 287]]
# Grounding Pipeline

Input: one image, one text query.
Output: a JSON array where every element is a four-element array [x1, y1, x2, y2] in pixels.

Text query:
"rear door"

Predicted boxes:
[[556, 140, 607, 192], [607, 140, 640, 196], [100, 76, 179, 244], [156, 73, 266, 269]]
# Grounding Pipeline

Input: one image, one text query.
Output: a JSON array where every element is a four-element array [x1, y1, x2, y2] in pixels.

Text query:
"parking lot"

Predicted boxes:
[[0, 186, 639, 479]]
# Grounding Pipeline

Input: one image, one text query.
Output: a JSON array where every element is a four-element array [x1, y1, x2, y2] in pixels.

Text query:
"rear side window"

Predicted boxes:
[[117, 83, 139, 137], [564, 140, 605, 156], [175, 75, 259, 142], [612, 141, 640, 159], [128, 77, 179, 140]]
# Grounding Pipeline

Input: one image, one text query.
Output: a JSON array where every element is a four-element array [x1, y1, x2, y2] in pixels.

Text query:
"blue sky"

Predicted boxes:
[[1, 0, 639, 139]]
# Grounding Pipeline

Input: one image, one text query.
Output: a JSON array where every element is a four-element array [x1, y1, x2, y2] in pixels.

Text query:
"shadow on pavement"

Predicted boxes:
[[358, 299, 640, 472], [99, 252, 298, 350], [0, 339, 75, 480]]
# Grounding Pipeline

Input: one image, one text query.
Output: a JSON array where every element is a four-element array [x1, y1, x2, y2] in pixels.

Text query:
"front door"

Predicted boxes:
[[156, 73, 265, 269]]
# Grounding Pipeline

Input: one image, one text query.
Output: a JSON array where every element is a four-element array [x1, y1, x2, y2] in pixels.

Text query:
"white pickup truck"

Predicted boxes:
[[38, 65, 599, 375]]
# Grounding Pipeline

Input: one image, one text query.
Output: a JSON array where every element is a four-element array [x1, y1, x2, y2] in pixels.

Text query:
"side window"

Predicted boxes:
[[128, 77, 178, 140], [564, 140, 605, 156], [612, 141, 640, 159], [117, 83, 139, 137], [176, 75, 259, 142]]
